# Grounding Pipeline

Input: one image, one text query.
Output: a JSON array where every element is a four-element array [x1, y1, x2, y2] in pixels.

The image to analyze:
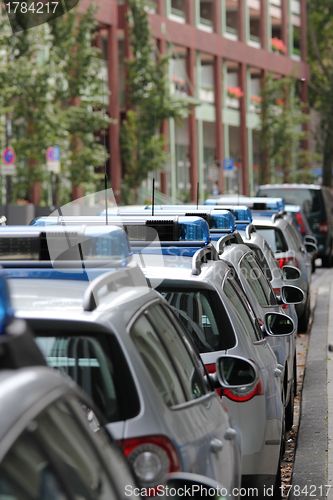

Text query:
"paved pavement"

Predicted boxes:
[[291, 267, 331, 499]]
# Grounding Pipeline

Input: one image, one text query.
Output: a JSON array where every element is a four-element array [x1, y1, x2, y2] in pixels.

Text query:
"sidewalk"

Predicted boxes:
[[290, 271, 331, 499]]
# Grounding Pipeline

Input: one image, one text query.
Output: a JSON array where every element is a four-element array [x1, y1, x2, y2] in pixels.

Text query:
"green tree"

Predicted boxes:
[[49, 6, 110, 199], [258, 74, 312, 185], [121, 0, 188, 203], [308, 0, 333, 186]]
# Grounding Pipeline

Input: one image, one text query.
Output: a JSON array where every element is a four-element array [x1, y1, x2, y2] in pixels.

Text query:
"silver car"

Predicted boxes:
[[239, 225, 301, 430], [8, 270, 241, 496], [215, 233, 303, 437], [143, 251, 290, 495], [253, 214, 311, 332]]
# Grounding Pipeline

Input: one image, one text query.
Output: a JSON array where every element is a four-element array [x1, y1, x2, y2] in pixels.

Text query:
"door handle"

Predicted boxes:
[[210, 438, 224, 453], [224, 427, 237, 440], [274, 367, 283, 377]]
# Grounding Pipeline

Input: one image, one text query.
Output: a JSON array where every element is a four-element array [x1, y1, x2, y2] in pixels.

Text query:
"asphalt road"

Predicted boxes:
[[290, 266, 331, 500]]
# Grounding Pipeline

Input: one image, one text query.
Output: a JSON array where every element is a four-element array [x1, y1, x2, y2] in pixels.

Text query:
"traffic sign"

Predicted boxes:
[[223, 158, 235, 172], [46, 146, 60, 174], [1, 147, 16, 176]]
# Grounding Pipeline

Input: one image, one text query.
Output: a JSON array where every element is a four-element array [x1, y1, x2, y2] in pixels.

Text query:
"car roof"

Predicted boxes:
[[259, 183, 322, 190], [0, 367, 77, 458], [8, 278, 154, 319]]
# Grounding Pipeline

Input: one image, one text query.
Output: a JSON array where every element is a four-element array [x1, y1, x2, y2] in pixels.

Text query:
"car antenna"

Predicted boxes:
[[196, 181, 199, 209], [152, 178, 155, 216]]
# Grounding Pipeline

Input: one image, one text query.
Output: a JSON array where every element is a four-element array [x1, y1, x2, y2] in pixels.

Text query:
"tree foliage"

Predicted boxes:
[[120, 0, 188, 203], [258, 74, 313, 185], [308, 0, 333, 186], [0, 6, 108, 204]]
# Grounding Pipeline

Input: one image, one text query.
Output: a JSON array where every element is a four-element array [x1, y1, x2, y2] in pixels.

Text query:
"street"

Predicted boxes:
[[285, 266, 332, 499]]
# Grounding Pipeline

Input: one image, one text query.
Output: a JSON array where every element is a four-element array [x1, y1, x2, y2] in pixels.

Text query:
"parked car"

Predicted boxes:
[[257, 184, 333, 267], [143, 248, 291, 497], [8, 268, 242, 496], [283, 205, 318, 273], [252, 214, 311, 332], [215, 233, 303, 433]]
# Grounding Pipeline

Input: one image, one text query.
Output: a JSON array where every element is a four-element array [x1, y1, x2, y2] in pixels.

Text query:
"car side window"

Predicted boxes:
[[35, 399, 117, 500], [240, 254, 270, 306], [148, 304, 208, 401], [223, 275, 262, 342], [130, 314, 186, 407], [0, 431, 68, 500]]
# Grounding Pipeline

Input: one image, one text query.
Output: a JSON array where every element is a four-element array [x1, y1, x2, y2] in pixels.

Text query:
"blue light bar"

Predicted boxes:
[[179, 217, 210, 242], [0, 275, 13, 334], [0, 225, 133, 263], [210, 211, 236, 232]]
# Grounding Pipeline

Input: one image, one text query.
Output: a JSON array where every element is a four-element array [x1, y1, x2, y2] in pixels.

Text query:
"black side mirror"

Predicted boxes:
[[304, 242, 318, 253], [264, 312, 294, 336], [281, 285, 304, 304], [304, 235, 317, 245], [216, 355, 258, 388], [166, 473, 227, 499], [282, 265, 300, 281]]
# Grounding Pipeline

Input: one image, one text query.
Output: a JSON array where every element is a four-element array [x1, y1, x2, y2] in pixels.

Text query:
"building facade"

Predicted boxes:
[[90, 0, 308, 202]]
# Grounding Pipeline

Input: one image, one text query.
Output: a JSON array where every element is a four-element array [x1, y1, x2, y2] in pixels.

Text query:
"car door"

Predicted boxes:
[[222, 274, 283, 469], [130, 302, 239, 493], [0, 395, 127, 500]]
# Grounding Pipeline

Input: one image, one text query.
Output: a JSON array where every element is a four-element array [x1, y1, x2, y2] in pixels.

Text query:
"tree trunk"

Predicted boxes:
[[322, 127, 333, 187], [30, 181, 42, 205], [71, 185, 85, 200]]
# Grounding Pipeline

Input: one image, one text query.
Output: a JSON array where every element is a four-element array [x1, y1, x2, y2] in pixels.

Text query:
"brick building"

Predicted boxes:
[[86, 0, 309, 202]]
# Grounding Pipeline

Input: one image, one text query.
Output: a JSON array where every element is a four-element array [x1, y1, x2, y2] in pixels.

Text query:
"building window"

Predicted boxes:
[[199, 0, 214, 31], [202, 122, 217, 196], [170, 0, 186, 21], [248, 0, 261, 46], [170, 46, 190, 97], [199, 53, 214, 104], [225, 62, 242, 110], [225, 0, 239, 39], [249, 68, 262, 113], [270, 0, 286, 54], [291, 0, 301, 58]]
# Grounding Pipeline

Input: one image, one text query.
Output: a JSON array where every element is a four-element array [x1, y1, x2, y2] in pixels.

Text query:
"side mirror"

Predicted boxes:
[[304, 241, 318, 253], [281, 285, 304, 304], [264, 312, 294, 336], [216, 355, 258, 388], [166, 473, 228, 499], [304, 235, 317, 245], [282, 265, 300, 281]]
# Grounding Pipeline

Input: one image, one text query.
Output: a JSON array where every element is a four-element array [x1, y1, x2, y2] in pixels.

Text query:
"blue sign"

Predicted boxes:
[[223, 158, 235, 171], [47, 146, 60, 162], [2, 147, 15, 165]]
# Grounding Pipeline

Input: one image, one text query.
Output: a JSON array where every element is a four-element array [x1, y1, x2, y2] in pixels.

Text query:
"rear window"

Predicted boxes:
[[35, 332, 140, 422], [255, 227, 288, 252], [158, 287, 236, 353], [258, 187, 325, 219]]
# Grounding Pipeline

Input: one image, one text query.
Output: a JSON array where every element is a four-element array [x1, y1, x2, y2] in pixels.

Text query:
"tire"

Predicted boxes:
[[297, 295, 310, 333], [322, 253, 332, 268], [312, 258, 316, 273], [285, 376, 295, 431], [272, 463, 282, 499], [293, 354, 297, 397]]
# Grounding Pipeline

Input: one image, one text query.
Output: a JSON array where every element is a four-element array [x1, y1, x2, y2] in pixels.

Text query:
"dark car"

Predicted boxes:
[[257, 184, 333, 267]]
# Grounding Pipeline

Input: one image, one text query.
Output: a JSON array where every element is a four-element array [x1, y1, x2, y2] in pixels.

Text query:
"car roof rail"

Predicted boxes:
[[271, 210, 287, 223], [191, 244, 219, 276], [216, 232, 243, 254], [245, 223, 256, 239], [82, 267, 147, 312]]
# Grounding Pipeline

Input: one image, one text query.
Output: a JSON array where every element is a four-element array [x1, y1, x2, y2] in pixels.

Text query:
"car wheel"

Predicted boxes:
[[272, 462, 282, 499], [285, 376, 294, 432], [312, 258, 316, 273], [297, 295, 310, 333], [293, 354, 297, 397]]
